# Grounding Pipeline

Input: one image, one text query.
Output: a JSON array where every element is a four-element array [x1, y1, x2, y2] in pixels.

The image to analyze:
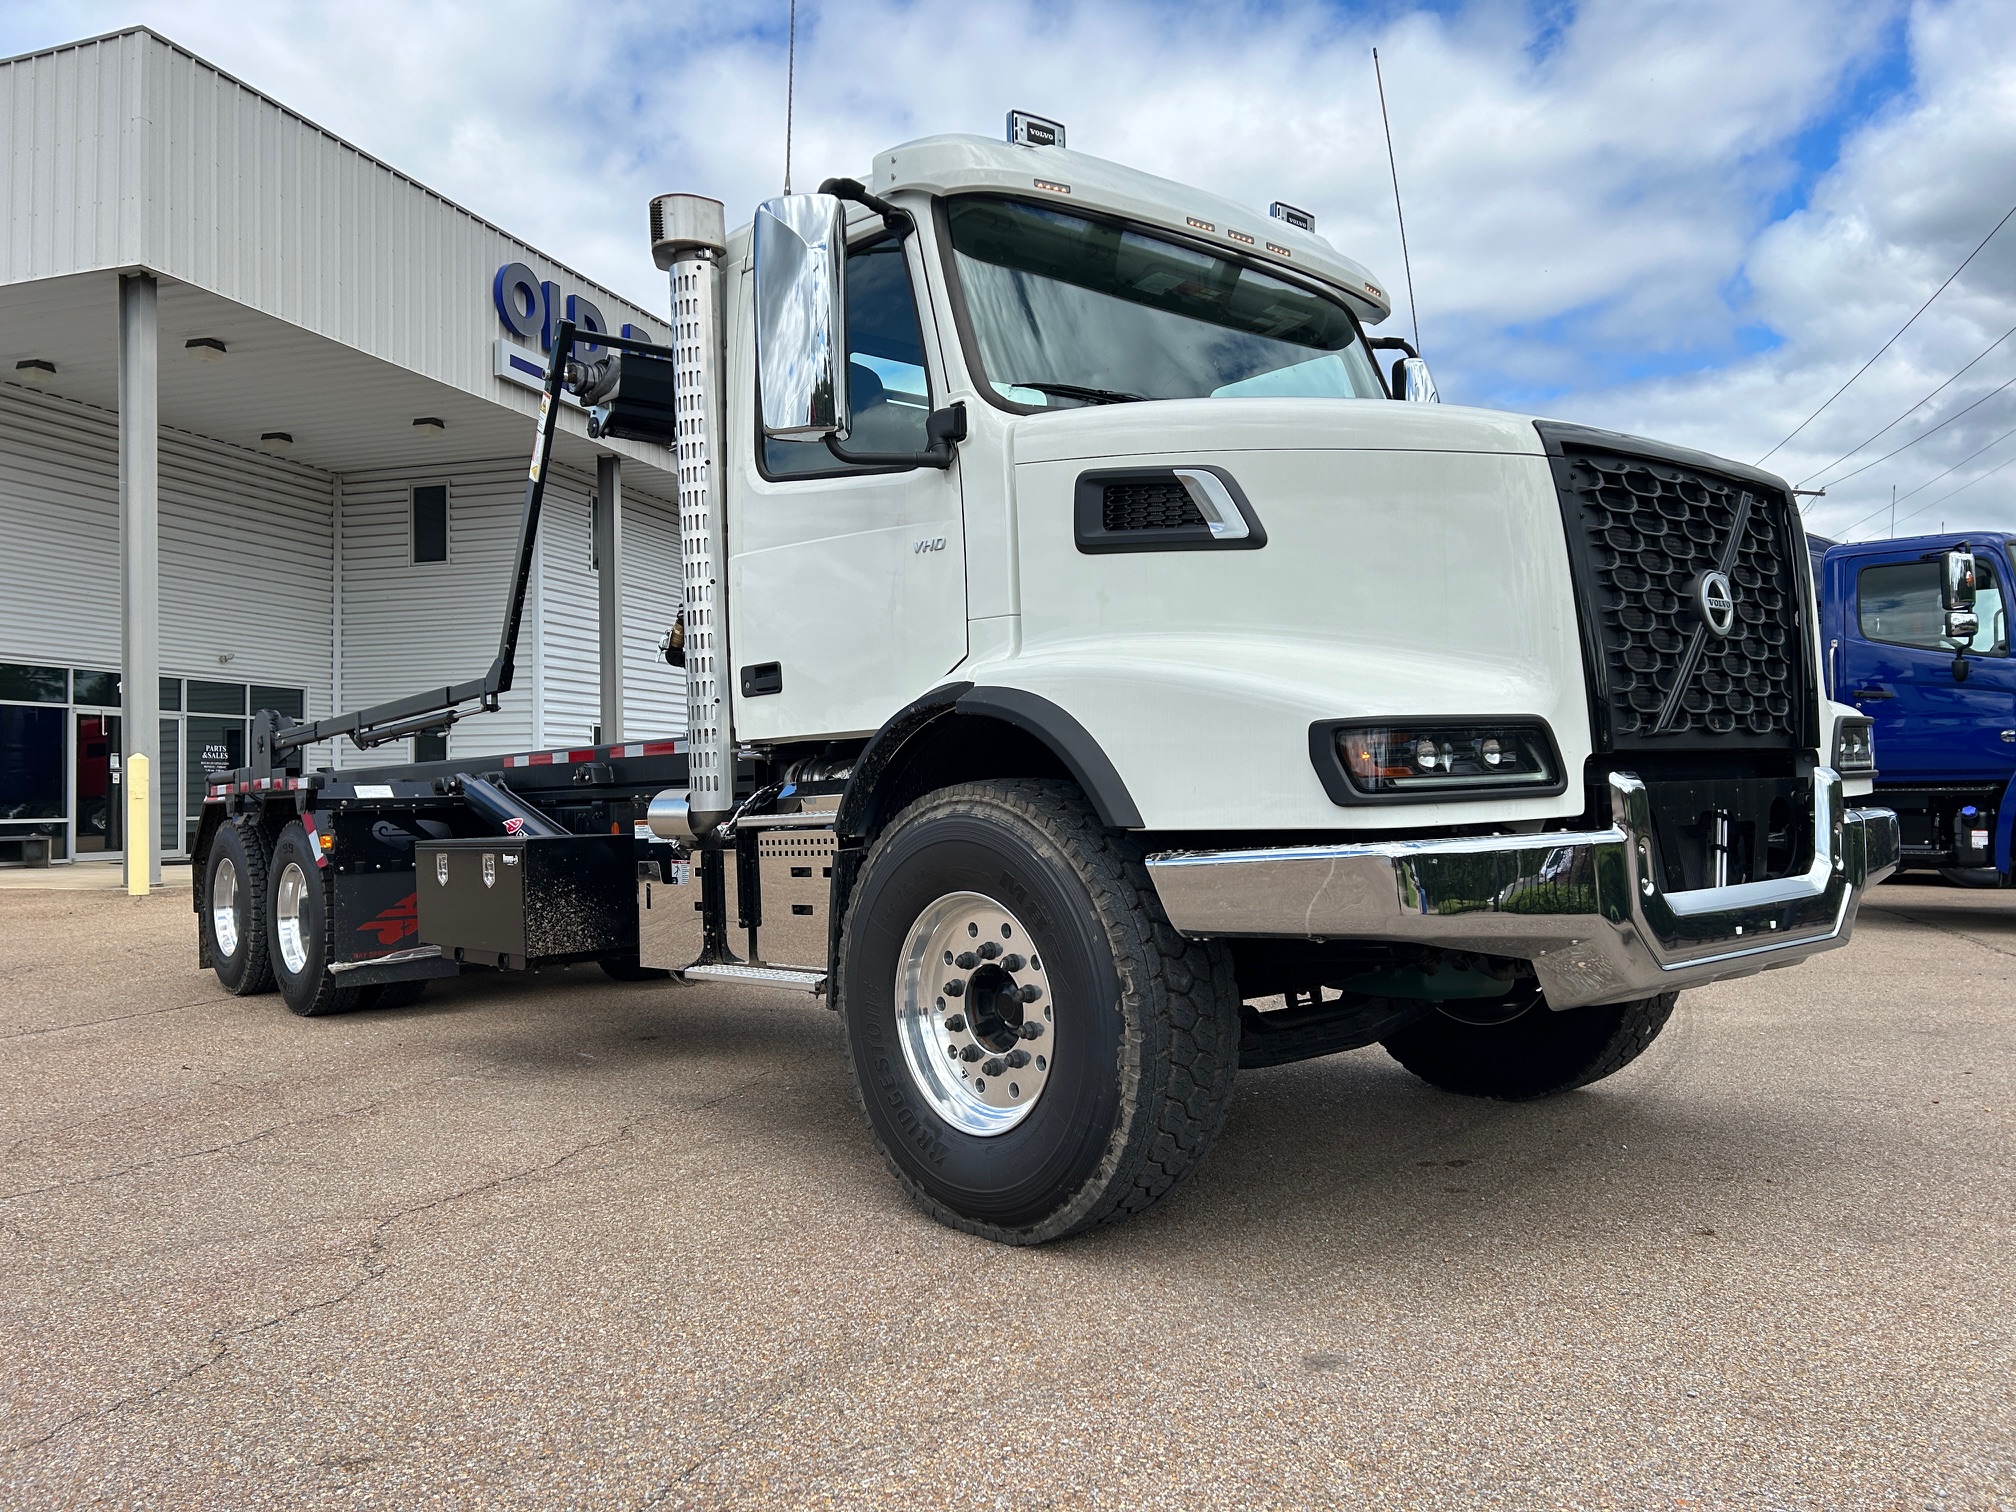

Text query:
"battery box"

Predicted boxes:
[[416, 835, 634, 969]]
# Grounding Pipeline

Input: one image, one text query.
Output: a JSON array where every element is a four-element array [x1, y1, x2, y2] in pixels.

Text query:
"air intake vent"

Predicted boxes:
[[1102, 480, 1205, 532], [1544, 431, 1808, 751]]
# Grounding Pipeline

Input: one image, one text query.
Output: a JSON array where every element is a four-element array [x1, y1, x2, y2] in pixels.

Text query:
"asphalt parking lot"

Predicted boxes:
[[1, 875, 2011, 1509]]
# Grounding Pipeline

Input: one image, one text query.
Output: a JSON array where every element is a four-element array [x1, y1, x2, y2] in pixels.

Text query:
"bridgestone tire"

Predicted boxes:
[[1381, 991, 1677, 1101], [206, 819, 275, 996], [838, 779, 1241, 1245], [266, 822, 374, 1018]]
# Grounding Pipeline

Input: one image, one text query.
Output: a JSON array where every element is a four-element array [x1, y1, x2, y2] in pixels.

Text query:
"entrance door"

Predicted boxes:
[[1842, 552, 2016, 782], [74, 713, 122, 854], [728, 233, 967, 741]]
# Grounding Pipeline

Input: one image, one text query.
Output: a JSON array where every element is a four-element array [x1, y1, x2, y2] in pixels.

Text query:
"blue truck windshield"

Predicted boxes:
[[946, 196, 1386, 409]]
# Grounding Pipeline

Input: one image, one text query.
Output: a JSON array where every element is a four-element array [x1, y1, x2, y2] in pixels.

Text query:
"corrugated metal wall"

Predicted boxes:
[[1, 30, 675, 469], [0, 383, 334, 711]]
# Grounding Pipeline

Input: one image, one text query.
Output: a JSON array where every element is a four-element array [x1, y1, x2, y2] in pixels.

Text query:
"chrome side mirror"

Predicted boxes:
[[753, 193, 848, 441], [1941, 544, 1978, 611], [1399, 356, 1439, 404]]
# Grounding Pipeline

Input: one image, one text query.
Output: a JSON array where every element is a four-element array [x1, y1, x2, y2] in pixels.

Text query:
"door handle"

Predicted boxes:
[[1850, 688, 1894, 700]]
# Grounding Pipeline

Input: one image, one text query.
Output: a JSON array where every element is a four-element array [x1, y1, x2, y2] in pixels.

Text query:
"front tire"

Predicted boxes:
[[266, 822, 373, 1018], [838, 780, 1240, 1245], [206, 819, 274, 996], [1382, 990, 1677, 1101]]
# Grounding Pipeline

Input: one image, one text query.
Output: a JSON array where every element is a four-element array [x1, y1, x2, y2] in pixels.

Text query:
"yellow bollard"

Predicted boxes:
[[126, 753, 151, 896]]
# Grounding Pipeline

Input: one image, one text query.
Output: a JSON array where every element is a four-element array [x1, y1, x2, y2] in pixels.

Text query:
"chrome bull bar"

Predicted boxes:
[[1145, 769, 1900, 1009]]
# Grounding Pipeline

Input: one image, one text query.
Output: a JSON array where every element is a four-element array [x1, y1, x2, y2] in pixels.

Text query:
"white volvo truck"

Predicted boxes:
[[194, 117, 1900, 1244]]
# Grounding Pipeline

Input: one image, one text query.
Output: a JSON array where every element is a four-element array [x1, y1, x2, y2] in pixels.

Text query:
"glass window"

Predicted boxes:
[[250, 685, 306, 720], [187, 718, 245, 816], [187, 680, 248, 715], [946, 196, 1386, 410], [160, 717, 181, 856], [0, 664, 67, 703], [413, 484, 449, 563], [763, 239, 932, 478], [0, 705, 66, 819], [1858, 559, 2009, 656], [160, 677, 182, 712], [73, 669, 121, 707], [414, 731, 448, 763]]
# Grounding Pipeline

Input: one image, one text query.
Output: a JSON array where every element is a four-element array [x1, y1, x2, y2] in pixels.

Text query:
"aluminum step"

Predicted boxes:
[[682, 963, 827, 994]]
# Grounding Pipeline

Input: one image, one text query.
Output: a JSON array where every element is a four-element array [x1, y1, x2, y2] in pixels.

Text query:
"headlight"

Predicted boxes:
[[1310, 719, 1565, 804], [1833, 716, 1876, 775]]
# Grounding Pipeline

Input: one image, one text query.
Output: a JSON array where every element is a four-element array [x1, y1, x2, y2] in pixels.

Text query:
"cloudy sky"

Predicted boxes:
[[5, 0, 2013, 543]]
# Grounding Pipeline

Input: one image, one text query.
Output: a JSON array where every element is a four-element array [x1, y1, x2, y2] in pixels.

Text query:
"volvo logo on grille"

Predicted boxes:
[[1695, 570, 1737, 637]]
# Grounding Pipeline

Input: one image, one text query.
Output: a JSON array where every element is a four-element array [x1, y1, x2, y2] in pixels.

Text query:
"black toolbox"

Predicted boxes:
[[415, 835, 634, 969]]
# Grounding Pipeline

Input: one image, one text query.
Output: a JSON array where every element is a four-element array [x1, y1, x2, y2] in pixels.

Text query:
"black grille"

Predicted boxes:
[[1552, 442, 1805, 749], [1101, 481, 1204, 532]]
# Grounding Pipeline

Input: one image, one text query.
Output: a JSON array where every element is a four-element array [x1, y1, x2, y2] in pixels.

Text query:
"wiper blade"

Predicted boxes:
[[1013, 381, 1146, 406]]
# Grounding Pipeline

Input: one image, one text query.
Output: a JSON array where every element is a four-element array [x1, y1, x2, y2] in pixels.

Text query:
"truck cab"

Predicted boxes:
[[1815, 530, 2014, 878]]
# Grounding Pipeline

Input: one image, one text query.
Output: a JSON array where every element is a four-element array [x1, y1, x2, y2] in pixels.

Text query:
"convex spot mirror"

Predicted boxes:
[[754, 193, 849, 442], [1940, 544, 1980, 682]]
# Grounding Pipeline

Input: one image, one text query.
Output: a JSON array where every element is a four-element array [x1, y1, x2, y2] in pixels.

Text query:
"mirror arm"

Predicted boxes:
[[824, 402, 967, 470], [817, 176, 915, 239]]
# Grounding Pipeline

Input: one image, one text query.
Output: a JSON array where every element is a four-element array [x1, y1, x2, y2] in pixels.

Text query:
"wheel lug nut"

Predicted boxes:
[[1005, 1049, 1030, 1069], [944, 979, 965, 997], [955, 951, 979, 970], [1018, 1021, 1044, 1040], [944, 1013, 966, 1032], [983, 1057, 1006, 1077], [1018, 984, 1043, 1004], [961, 1045, 984, 1062], [977, 941, 1002, 960], [1000, 953, 1025, 972]]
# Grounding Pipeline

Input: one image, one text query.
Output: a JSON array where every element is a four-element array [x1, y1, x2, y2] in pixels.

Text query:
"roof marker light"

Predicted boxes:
[[1007, 110, 1066, 149], [1033, 178, 1071, 195], [1186, 217, 1215, 233], [1227, 229, 1255, 246]]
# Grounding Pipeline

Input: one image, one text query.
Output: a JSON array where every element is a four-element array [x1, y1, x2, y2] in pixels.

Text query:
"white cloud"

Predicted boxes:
[[4, 0, 2014, 537]]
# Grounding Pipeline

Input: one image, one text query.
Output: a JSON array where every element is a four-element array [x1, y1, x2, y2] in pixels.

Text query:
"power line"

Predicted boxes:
[[1837, 415, 2016, 537], [1798, 317, 2016, 486], [1802, 369, 2016, 493], [1757, 195, 2016, 465], [1880, 445, 2016, 537], [1372, 48, 1421, 356]]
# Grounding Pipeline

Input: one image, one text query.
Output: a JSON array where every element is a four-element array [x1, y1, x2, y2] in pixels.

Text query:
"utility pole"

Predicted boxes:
[[1890, 484, 1896, 538]]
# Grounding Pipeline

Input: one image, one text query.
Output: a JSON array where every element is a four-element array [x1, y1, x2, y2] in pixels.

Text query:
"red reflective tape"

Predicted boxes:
[[567, 748, 596, 764], [641, 740, 681, 757], [505, 755, 529, 767], [528, 752, 556, 766]]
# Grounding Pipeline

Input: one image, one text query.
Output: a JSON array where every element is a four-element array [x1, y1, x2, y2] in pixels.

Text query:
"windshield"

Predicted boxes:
[[946, 196, 1387, 409]]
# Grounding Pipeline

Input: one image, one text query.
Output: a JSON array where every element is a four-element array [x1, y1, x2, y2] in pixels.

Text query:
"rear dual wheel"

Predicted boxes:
[[206, 819, 275, 996], [839, 780, 1241, 1245], [267, 822, 378, 1018]]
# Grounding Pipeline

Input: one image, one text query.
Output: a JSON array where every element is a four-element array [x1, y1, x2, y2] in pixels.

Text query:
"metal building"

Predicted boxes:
[[0, 28, 687, 880]]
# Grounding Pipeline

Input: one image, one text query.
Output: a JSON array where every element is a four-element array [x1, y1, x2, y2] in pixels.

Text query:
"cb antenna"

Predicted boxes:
[[783, 0, 798, 194], [1373, 47, 1422, 355]]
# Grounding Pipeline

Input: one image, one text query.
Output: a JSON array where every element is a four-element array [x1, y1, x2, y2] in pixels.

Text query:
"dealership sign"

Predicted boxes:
[[492, 262, 653, 395]]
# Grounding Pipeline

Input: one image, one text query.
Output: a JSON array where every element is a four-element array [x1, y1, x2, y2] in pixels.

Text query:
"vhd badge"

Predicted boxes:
[[482, 853, 497, 889], [435, 853, 450, 886], [1695, 569, 1736, 637]]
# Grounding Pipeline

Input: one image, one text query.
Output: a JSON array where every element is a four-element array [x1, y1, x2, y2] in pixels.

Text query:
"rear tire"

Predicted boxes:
[[1382, 990, 1677, 1101], [206, 820, 274, 996], [266, 822, 374, 1018], [838, 779, 1241, 1245]]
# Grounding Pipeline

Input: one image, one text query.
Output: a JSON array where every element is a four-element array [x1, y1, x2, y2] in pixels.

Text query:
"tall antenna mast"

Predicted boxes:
[[1373, 47, 1422, 355], [783, 0, 798, 194]]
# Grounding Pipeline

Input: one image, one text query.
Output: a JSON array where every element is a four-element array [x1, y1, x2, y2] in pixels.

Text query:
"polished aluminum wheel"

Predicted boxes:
[[211, 857, 241, 958], [274, 860, 311, 975], [895, 890, 1055, 1137]]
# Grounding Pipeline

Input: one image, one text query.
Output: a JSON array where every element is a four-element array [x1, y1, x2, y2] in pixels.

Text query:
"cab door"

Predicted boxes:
[[1840, 547, 2016, 781], [727, 233, 967, 742]]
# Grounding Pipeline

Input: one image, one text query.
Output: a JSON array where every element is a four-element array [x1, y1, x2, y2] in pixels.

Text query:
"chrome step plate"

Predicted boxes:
[[682, 963, 827, 994]]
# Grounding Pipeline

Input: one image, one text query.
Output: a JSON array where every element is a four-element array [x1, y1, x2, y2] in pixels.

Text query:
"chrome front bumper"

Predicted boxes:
[[1145, 769, 1899, 1009]]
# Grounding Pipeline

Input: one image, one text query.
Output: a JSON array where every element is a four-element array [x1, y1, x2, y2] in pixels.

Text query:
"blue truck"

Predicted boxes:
[[1811, 530, 2006, 883]]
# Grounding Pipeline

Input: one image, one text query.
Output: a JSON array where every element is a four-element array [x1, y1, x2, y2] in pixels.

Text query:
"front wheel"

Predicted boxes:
[[1381, 990, 1677, 1101], [838, 780, 1241, 1245]]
